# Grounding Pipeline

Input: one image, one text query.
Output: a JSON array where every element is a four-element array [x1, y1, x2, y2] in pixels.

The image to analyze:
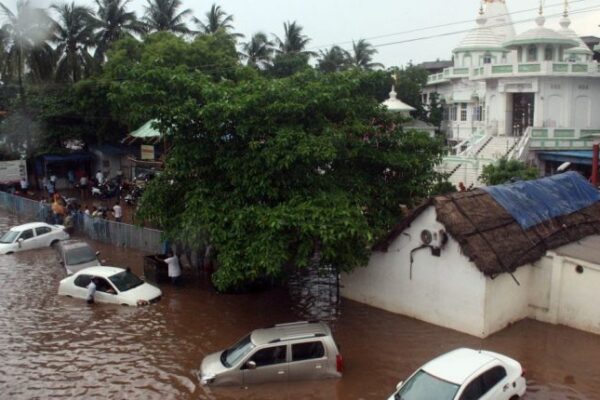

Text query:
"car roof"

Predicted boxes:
[[251, 321, 332, 346], [74, 266, 124, 277], [59, 240, 93, 251], [422, 348, 499, 385], [10, 222, 51, 231]]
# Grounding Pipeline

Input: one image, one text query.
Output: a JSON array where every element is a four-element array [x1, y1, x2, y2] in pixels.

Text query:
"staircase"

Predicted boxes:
[[440, 135, 520, 188]]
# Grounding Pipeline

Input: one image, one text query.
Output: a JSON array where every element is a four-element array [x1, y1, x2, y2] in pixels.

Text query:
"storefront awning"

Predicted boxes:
[[538, 151, 593, 166]]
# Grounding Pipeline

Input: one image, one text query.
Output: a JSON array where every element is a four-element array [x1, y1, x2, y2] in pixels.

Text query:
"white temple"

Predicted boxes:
[[424, 0, 600, 187]]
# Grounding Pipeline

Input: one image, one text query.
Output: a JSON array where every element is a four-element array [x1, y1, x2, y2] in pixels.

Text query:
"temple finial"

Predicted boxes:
[[563, 0, 568, 17]]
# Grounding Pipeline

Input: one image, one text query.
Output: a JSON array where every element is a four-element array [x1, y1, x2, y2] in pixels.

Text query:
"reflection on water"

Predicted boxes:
[[0, 211, 599, 399]]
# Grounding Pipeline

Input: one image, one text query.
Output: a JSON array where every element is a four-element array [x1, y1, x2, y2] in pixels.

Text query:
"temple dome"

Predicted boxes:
[[559, 15, 593, 55], [382, 86, 415, 114], [454, 14, 504, 52], [503, 15, 578, 49]]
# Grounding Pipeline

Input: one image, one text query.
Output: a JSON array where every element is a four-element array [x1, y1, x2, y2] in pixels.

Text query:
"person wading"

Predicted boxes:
[[164, 251, 182, 286], [86, 278, 97, 304]]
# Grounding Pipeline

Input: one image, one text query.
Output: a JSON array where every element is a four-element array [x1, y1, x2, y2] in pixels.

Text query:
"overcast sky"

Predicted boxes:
[[13, 0, 600, 67]]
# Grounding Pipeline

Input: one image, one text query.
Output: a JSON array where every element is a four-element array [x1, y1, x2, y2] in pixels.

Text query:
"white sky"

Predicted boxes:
[[15, 0, 600, 67]]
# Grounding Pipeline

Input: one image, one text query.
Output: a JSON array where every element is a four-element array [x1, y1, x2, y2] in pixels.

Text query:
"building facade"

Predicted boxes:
[[425, 0, 600, 187]]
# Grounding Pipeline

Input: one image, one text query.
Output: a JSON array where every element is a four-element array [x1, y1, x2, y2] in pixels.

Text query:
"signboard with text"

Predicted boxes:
[[141, 145, 155, 160]]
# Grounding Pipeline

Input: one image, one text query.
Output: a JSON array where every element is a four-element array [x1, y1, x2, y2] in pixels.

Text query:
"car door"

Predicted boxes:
[[242, 345, 288, 385], [479, 366, 510, 400], [289, 340, 328, 381], [94, 278, 120, 304], [456, 365, 510, 400], [35, 226, 53, 247], [73, 274, 93, 299], [17, 229, 36, 251]]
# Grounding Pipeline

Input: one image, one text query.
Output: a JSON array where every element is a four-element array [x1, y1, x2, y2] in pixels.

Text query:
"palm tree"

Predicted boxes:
[[317, 46, 350, 73], [241, 32, 273, 69], [349, 39, 383, 70], [0, 0, 55, 94], [93, 0, 146, 62], [194, 3, 241, 38], [52, 2, 96, 82], [143, 0, 191, 34], [273, 21, 315, 56]]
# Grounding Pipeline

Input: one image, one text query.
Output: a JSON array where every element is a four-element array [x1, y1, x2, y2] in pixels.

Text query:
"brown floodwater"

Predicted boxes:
[[1, 211, 600, 400]]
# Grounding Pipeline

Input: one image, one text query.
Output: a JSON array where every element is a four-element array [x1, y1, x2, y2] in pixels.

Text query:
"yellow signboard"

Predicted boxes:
[[141, 145, 155, 160]]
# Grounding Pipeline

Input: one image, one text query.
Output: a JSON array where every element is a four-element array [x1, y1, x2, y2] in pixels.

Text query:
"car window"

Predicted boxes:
[[35, 226, 52, 236], [109, 270, 144, 292], [0, 231, 19, 243], [223, 335, 255, 368], [19, 229, 34, 241], [292, 341, 325, 362], [96, 278, 117, 294], [74, 275, 93, 288], [459, 375, 484, 400], [481, 366, 507, 394], [396, 369, 460, 400], [247, 346, 287, 368], [65, 246, 97, 265]]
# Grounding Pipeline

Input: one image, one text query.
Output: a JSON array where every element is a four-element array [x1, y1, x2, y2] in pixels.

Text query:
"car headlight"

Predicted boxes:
[[200, 374, 215, 385]]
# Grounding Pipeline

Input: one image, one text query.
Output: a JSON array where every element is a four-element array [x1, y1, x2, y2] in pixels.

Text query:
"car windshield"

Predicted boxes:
[[108, 270, 144, 292], [65, 246, 97, 265], [395, 370, 460, 400], [221, 335, 255, 368], [0, 231, 19, 243]]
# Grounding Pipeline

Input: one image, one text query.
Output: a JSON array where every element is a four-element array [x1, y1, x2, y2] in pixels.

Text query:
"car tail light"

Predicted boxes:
[[336, 354, 344, 373]]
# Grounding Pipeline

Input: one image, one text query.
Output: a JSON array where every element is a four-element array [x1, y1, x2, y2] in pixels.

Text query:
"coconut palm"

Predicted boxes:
[[241, 32, 274, 69], [52, 2, 96, 82], [194, 3, 241, 38], [317, 46, 350, 73], [93, 0, 146, 62], [349, 39, 383, 70], [273, 21, 315, 56], [0, 0, 55, 93], [142, 0, 191, 34]]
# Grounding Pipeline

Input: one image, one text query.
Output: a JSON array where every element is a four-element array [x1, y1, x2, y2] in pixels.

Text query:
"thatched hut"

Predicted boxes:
[[343, 172, 600, 338]]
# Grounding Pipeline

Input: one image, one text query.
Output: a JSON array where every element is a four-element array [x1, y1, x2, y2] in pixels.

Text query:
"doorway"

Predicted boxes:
[[512, 93, 535, 136]]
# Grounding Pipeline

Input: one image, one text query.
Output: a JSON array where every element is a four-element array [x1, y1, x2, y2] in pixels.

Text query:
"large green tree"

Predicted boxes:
[[108, 62, 443, 291], [241, 32, 273, 70], [317, 46, 350, 73]]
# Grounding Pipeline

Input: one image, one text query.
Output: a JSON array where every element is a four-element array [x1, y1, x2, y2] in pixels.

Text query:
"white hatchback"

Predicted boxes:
[[0, 222, 70, 255], [58, 266, 162, 306], [388, 348, 526, 400]]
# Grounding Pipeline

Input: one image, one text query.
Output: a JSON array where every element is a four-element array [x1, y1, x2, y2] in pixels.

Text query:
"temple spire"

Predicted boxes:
[[563, 0, 569, 17]]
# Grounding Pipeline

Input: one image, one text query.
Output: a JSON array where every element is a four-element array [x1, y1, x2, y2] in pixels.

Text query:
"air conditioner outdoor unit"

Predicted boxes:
[[420, 229, 448, 249]]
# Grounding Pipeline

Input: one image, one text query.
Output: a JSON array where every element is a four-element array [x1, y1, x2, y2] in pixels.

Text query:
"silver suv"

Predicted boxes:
[[199, 321, 343, 386], [56, 240, 101, 275]]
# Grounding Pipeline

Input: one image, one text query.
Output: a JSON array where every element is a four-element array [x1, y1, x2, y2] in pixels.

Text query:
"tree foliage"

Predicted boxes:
[[480, 158, 539, 186], [106, 64, 444, 291]]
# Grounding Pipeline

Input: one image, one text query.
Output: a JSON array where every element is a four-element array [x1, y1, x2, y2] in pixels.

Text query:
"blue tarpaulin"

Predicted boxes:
[[483, 172, 600, 229]]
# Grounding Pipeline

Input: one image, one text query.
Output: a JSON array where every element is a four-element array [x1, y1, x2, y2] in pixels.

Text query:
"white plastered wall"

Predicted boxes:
[[341, 207, 488, 337]]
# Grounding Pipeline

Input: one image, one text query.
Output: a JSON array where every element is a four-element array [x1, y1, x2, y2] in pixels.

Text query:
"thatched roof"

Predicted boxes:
[[376, 189, 600, 277]]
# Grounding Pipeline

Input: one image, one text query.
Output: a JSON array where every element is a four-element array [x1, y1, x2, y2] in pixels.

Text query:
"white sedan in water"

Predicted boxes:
[[58, 266, 162, 306], [387, 348, 526, 400], [0, 222, 70, 255]]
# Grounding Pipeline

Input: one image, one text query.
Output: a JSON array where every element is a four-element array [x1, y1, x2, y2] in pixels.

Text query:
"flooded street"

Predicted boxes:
[[1, 211, 600, 399]]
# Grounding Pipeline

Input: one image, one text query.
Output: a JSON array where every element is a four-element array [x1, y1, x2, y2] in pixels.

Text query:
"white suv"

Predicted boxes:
[[199, 321, 343, 386], [388, 348, 526, 400]]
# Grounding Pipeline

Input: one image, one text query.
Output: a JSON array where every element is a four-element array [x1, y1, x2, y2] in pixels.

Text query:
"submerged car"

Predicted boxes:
[[199, 321, 343, 387], [387, 348, 526, 400], [58, 266, 161, 306], [0, 222, 69, 255], [56, 240, 101, 275]]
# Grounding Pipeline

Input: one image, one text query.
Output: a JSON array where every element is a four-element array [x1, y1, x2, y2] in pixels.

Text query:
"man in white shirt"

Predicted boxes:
[[95, 170, 104, 185], [112, 202, 123, 222], [20, 177, 28, 192], [164, 251, 182, 285], [86, 278, 97, 304]]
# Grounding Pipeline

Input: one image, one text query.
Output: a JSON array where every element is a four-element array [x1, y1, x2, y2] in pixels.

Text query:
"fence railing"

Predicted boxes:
[[0, 191, 163, 254]]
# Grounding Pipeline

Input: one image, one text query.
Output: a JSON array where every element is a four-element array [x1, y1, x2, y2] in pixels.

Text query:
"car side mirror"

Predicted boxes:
[[245, 361, 257, 370], [396, 381, 404, 390]]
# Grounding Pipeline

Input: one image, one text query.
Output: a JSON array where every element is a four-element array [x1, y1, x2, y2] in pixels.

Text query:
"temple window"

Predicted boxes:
[[517, 48, 523, 62], [527, 45, 538, 62], [483, 53, 492, 64], [460, 103, 468, 121], [544, 46, 554, 61]]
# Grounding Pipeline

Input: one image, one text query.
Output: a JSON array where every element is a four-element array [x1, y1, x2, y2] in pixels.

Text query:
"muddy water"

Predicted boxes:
[[1, 212, 600, 399]]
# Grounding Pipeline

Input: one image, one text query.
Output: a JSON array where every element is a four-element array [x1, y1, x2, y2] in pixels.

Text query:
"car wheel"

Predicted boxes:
[[6, 252, 13, 255], [50, 240, 59, 248], [510, 396, 520, 400], [121, 303, 129, 306]]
